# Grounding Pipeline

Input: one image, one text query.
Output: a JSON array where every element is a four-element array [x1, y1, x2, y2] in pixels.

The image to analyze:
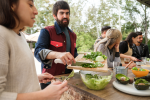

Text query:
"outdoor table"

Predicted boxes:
[[57, 68, 150, 100]]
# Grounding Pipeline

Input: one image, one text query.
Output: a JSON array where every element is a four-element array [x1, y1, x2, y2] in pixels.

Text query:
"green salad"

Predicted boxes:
[[83, 52, 107, 61], [81, 74, 111, 90], [81, 62, 104, 68]]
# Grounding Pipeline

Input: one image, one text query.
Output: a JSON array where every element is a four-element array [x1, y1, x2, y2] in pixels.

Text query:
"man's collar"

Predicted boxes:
[[54, 21, 73, 34]]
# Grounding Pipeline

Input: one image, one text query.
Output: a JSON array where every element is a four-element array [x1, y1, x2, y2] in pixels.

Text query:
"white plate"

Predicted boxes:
[[141, 65, 150, 71], [113, 81, 150, 96]]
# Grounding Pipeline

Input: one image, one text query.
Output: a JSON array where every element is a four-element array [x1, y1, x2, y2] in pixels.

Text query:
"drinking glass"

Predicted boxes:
[[115, 66, 128, 76], [113, 62, 128, 77], [124, 58, 130, 64], [141, 57, 147, 65], [136, 62, 141, 68]]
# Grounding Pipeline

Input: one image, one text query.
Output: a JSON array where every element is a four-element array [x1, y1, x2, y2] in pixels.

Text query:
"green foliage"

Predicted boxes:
[[25, 0, 55, 34], [75, 31, 96, 52], [123, 0, 150, 44], [24, 0, 150, 53]]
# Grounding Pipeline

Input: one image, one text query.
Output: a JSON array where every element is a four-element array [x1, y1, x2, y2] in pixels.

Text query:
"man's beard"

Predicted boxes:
[[56, 18, 69, 27], [137, 41, 142, 44]]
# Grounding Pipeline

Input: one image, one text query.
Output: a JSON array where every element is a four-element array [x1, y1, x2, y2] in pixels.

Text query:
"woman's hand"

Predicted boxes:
[[128, 62, 136, 69], [38, 73, 54, 83], [43, 80, 68, 100], [130, 56, 138, 61]]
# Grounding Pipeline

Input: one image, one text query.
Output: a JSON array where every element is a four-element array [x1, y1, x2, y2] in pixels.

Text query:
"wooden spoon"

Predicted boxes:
[[125, 61, 133, 69]]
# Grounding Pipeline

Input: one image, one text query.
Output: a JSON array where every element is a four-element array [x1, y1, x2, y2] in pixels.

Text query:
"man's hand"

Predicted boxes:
[[38, 73, 54, 83], [55, 52, 76, 65]]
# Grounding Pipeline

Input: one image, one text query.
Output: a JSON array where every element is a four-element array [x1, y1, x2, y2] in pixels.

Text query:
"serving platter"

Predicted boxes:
[[67, 54, 109, 72], [113, 81, 150, 96]]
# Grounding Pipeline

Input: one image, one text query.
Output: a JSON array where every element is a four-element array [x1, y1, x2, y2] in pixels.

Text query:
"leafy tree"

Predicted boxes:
[[25, 0, 55, 34], [123, 0, 150, 44]]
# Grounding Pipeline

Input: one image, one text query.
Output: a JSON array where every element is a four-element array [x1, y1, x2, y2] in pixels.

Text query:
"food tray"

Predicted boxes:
[[113, 81, 150, 96]]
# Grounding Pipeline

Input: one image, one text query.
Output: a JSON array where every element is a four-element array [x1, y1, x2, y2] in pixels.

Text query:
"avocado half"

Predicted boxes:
[[134, 75, 150, 82], [134, 79, 149, 90], [116, 74, 129, 85]]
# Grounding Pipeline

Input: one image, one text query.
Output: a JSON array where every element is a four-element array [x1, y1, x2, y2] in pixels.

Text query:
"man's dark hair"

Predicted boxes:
[[136, 32, 142, 36], [0, 0, 20, 29], [53, 1, 70, 16], [101, 26, 111, 33], [125, 32, 138, 48]]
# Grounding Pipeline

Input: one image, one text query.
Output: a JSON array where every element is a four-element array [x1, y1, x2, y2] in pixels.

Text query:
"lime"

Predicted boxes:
[[139, 68, 146, 71], [132, 67, 138, 71]]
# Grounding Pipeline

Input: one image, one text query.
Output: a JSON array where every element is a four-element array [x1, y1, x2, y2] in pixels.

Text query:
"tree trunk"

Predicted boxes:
[[144, 5, 148, 45]]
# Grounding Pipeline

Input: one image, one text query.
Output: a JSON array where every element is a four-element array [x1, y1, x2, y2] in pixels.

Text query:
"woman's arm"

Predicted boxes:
[[17, 80, 68, 100], [120, 54, 138, 61]]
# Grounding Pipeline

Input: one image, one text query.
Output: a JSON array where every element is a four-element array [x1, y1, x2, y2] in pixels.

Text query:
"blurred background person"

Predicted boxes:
[[119, 32, 139, 63], [94, 26, 111, 51], [132, 32, 149, 60], [96, 29, 135, 68]]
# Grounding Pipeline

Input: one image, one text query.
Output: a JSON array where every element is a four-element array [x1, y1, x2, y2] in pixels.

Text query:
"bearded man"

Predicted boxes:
[[132, 32, 149, 60], [34, 1, 78, 89]]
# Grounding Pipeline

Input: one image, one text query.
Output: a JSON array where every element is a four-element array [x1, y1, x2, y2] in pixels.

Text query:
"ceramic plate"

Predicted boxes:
[[113, 81, 150, 96]]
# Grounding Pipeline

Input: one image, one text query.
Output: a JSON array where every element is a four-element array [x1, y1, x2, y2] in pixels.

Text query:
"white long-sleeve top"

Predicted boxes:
[[0, 25, 40, 100]]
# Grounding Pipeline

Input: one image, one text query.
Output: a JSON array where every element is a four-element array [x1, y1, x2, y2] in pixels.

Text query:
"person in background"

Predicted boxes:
[[119, 32, 139, 62], [0, 0, 68, 100], [34, 0, 78, 89], [96, 29, 135, 68], [94, 26, 111, 51], [132, 32, 149, 60]]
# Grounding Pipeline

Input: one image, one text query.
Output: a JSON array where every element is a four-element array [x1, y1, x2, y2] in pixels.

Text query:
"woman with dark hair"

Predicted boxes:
[[0, 0, 68, 100], [119, 32, 139, 62]]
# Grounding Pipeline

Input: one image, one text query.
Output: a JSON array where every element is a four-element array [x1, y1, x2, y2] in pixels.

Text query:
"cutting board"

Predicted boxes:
[[67, 54, 109, 72]]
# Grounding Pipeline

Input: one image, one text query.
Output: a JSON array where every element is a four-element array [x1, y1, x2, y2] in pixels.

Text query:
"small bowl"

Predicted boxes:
[[131, 68, 149, 77], [79, 70, 112, 90]]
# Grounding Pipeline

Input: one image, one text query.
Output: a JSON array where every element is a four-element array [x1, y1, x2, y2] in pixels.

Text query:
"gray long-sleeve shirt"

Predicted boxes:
[[97, 43, 121, 68]]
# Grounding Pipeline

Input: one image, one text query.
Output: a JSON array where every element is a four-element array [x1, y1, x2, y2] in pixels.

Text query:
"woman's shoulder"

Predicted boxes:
[[98, 43, 105, 48], [97, 43, 106, 52], [120, 41, 128, 46], [0, 25, 10, 31], [0, 25, 12, 37]]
